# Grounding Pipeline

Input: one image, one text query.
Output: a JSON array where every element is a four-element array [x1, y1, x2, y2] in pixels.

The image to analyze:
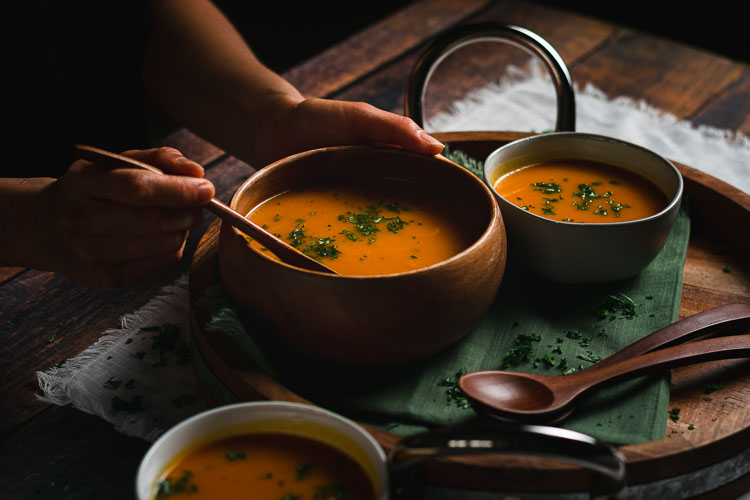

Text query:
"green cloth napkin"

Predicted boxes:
[[200, 203, 689, 446]]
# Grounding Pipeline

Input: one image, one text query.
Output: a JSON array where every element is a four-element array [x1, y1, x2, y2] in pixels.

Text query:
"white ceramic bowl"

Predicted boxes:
[[484, 132, 683, 283], [136, 401, 388, 500]]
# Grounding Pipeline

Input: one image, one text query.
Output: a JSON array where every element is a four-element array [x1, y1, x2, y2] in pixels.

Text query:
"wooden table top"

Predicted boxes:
[[1, 1, 748, 498]]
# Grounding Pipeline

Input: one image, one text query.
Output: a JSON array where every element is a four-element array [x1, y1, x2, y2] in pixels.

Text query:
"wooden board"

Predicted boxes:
[[188, 132, 750, 496]]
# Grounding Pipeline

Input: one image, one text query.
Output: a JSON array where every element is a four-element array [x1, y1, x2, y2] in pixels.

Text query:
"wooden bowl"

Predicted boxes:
[[217, 146, 506, 365]]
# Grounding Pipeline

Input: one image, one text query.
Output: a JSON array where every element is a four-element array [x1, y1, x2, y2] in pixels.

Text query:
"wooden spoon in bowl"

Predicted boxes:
[[73, 145, 337, 274]]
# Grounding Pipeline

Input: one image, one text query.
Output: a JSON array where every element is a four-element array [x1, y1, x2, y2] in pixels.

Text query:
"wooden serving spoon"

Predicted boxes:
[[460, 304, 750, 423], [73, 145, 337, 275]]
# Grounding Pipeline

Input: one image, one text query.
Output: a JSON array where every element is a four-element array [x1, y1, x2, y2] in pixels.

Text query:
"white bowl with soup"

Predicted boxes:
[[218, 145, 506, 365], [136, 402, 388, 500], [484, 132, 683, 283]]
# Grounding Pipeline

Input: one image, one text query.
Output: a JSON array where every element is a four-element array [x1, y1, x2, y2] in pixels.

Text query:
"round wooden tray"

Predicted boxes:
[[188, 132, 750, 497]]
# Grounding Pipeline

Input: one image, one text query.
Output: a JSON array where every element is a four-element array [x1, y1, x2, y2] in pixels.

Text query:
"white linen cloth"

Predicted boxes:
[[36, 65, 750, 443]]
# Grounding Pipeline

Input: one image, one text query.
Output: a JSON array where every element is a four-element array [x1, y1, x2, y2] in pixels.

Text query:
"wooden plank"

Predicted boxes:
[[328, 0, 616, 119], [571, 30, 746, 119], [692, 70, 750, 135], [0, 405, 149, 500], [283, 0, 493, 97], [0, 267, 25, 285]]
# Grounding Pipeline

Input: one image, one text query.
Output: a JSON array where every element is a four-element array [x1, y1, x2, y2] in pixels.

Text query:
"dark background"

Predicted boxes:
[[214, 0, 748, 72]]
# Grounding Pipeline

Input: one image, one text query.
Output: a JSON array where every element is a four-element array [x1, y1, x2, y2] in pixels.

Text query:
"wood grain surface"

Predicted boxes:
[[1, 1, 749, 498]]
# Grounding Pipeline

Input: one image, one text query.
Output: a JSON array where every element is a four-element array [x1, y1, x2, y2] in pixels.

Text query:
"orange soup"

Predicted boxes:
[[245, 179, 476, 276], [494, 159, 668, 223], [152, 433, 376, 500]]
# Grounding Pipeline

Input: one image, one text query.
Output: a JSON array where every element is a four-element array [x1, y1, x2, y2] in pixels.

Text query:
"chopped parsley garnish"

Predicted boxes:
[[503, 333, 541, 368], [155, 470, 198, 498], [111, 395, 144, 414], [103, 376, 122, 389], [594, 293, 637, 320], [295, 463, 314, 481], [669, 407, 681, 422], [532, 181, 562, 194], [705, 384, 723, 394], [312, 481, 348, 500], [437, 370, 471, 409], [226, 450, 247, 461]]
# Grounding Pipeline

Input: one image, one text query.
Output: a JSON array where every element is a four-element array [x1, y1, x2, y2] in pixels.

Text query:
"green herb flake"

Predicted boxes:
[[705, 384, 723, 394], [154, 470, 198, 499], [103, 376, 122, 389], [226, 450, 247, 461], [503, 333, 542, 368], [312, 481, 348, 500], [296, 463, 314, 481], [437, 370, 471, 409], [669, 407, 681, 422], [111, 395, 144, 414]]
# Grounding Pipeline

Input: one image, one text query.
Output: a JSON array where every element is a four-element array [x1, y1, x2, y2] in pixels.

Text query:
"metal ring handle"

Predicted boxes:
[[405, 22, 576, 132], [388, 422, 626, 499]]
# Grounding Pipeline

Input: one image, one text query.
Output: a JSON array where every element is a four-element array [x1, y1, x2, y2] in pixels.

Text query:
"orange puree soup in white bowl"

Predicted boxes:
[[484, 132, 683, 284]]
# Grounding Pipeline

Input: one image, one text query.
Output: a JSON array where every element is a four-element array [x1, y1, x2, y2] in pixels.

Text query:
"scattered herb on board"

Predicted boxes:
[[155, 470, 198, 499], [111, 395, 144, 414], [669, 407, 681, 422], [688, 424, 695, 430], [593, 292, 638, 320], [441, 146, 484, 178], [103, 377, 122, 389], [437, 370, 471, 409], [722, 266, 732, 273], [503, 333, 542, 369], [136, 323, 192, 367], [705, 384, 723, 394]]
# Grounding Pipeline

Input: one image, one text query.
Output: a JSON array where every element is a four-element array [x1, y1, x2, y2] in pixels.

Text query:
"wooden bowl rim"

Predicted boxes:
[[224, 145, 505, 279]]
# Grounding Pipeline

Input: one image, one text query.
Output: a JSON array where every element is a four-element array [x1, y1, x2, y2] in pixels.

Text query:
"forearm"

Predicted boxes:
[[0, 178, 56, 269], [143, 0, 303, 167]]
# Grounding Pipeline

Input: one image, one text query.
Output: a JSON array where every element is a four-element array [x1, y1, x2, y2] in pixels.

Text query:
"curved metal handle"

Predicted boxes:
[[405, 22, 576, 132], [388, 422, 626, 499]]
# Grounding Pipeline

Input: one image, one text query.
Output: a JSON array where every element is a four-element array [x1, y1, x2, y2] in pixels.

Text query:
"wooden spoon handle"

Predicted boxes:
[[573, 334, 750, 398], [588, 303, 750, 371]]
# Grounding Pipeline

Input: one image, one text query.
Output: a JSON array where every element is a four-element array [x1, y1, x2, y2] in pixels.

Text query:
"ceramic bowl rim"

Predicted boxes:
[[483, 131, 684, 227], [229, 145, 503, 278], [135, 401, 388, 500]]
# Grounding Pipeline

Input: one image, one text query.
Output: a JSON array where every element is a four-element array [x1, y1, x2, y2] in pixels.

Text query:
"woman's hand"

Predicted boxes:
[[258, 97, 445, 168], [6, 147, 214, 289]]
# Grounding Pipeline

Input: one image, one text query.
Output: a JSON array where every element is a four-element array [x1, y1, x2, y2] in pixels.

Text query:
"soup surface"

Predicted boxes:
[[494, 159, 668, 223], [245, 179, 476, 275], [152, 432, 375, 500]]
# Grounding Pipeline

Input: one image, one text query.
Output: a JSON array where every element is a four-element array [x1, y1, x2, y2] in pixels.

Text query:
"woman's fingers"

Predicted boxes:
[[57, 201, 204, 237], [123, 147, 206, 177], [62, 160, 214, 208], [289, 99, 445, 156]]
